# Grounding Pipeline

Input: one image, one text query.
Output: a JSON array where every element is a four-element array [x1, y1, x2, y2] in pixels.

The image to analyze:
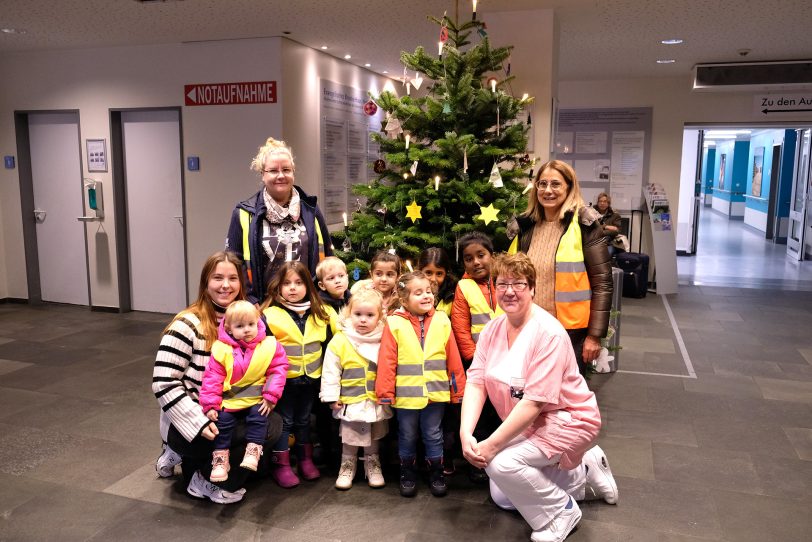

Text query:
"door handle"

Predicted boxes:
[[34, 209, 46, 222]]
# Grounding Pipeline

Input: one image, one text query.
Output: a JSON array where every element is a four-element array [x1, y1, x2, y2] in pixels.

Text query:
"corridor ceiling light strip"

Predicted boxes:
[[661, 38, 683, 45]]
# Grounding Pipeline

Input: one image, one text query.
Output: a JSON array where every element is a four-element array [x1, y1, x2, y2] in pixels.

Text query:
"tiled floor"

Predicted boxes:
[[1, 282, 811, 540]]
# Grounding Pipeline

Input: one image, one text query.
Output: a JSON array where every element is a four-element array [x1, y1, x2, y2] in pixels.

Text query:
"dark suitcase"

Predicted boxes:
[[616, 252, 649, 298]]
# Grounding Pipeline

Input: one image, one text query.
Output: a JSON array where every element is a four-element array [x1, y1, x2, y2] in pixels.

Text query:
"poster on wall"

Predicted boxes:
[[752, 147, 764, 198], [718, 154, 726, 191], [320, 79, 384, 225], [555, 108, 651, 211]]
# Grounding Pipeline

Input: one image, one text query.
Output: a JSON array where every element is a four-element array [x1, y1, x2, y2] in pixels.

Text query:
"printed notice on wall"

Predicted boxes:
[[321, 80, 384, 225], [556, 108, 652, 211]]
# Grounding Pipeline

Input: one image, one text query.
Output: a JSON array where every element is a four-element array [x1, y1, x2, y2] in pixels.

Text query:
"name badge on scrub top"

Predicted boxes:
[[509, 377, 525, 400]]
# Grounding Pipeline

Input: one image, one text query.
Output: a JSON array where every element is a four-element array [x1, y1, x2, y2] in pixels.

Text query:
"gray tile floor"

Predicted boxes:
[[1, 280, 811, 540]]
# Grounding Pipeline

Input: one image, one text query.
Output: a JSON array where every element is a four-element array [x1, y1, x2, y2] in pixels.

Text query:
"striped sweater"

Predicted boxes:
[[152, 312, 212, 442]]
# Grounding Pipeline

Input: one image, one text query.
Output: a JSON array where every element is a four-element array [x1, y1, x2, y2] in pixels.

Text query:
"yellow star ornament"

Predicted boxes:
[[405, 200, 422, 222], [477, 203, 500, 225]]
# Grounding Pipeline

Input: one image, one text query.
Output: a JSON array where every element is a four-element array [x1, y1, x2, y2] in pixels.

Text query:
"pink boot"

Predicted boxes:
[[270, 450, 300, 488], [296, 443, 321, 481]]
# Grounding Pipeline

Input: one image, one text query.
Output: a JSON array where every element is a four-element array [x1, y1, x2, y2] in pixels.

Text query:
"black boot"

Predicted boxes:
[[427, 457, 447, 497], [468, 465, 489, 484], [399, 457, 417, 497]]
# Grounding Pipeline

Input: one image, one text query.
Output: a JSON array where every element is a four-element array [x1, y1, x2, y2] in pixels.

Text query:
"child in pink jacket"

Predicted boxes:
[[200, 301, 288, 482]]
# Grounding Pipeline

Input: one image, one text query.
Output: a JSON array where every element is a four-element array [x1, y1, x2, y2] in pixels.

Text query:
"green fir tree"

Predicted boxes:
[[334, 14, 533, 276]]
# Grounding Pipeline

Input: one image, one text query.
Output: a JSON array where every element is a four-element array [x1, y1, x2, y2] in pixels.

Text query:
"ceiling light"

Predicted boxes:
[[661, 39, 683, 45], [656, 59, 675, 64], [1, 28, 26, 34], [383, 70, 389, 74], [321, 46, 328, 50], [364, 63, 371, 67], [344, 54, 351, 60]]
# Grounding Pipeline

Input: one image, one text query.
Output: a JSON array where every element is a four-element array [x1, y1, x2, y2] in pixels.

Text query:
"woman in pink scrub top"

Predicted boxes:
[[460, 253, 618, 542]]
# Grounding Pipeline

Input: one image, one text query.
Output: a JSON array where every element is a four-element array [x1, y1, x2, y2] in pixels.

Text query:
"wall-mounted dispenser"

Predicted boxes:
[[78, 178, 104, 222]]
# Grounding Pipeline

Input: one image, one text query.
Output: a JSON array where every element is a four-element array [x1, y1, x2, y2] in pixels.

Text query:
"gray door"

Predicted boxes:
[[28, 112, 89, 305], [787, 129, 810, 261]]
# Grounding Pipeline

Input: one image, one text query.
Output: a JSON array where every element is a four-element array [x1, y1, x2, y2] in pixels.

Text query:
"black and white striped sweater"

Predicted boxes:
[[152, 313, 212, 442]]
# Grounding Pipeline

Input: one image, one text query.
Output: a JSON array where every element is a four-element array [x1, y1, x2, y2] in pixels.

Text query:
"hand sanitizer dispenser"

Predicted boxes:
[[78, 178, 104, 222]]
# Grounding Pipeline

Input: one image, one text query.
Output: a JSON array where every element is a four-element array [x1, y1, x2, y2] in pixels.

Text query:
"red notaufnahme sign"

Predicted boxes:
[[184, 81, 277, 106]]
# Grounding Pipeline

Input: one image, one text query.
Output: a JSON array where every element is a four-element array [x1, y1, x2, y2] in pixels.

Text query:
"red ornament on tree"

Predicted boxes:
[[373, 159, 386, 174], [363, 100, 378, 116]]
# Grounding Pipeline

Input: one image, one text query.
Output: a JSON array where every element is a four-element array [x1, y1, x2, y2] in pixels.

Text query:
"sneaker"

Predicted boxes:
[[186, 470, 246, 504], [210, 449, 230, 483], [156, 443, 182, 478], [530, 498, 582, 542], [335, 455, 357, 490], [583, 445, 618, 504], [240, 443, 263, 472]]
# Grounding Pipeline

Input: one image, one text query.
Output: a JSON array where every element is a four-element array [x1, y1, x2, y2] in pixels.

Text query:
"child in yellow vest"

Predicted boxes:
[[261, 261, 337, 488], [320, 288, 392, 490], [199, 301, 289, 483], [376, 271, 466, 498], [417, 247, 457, 317]]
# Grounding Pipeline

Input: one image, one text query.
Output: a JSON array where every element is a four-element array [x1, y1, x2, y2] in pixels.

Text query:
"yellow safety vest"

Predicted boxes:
[[210, 336, 279, 410], [263, 306, 332, 379], [327, 332, 378, 404], [436, 298, 453, 317], [387, 312, 452, 409], [508, 217, 591, 329], [457, 279, 503, 343], [239, 207, 328, 284]]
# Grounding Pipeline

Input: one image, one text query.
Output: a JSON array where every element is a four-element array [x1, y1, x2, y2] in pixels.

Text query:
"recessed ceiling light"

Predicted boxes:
[[383, 70, 389, 74], [321, 46, 328, 50], [1, 28, 26, 34], [364, 63, 371, 67], [344, 54, 351, 60], [656, 59, 676, 64], [661, 38, 683, 45]]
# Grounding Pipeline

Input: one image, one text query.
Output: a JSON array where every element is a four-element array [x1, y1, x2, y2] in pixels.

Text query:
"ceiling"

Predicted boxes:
[[1, 0, 811, 80]]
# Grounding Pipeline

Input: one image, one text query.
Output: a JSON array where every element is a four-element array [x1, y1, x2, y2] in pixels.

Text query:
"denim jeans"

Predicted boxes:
[[272, 376, 316, 451], [395, 402, 445, 460], [213, 403, 268, 449]]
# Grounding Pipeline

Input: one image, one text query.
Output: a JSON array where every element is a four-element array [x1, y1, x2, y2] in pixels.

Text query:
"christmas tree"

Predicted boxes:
[[335, 13, 533, 276]]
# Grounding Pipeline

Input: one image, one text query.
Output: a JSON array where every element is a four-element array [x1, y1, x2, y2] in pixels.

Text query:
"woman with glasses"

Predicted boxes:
[[460, 253, 617, 542], [226, 138, 332, 306], [508, 160, 612, 375]]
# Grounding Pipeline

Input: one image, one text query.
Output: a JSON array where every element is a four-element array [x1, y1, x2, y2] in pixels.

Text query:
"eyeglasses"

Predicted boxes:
[[535, 180, 566, 192], [262, 168, 294, 177], [494, 281, 530, 292]]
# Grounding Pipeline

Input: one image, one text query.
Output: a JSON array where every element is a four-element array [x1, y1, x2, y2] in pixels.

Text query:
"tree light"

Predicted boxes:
[[342, 212, 348, 227], [472, 0, 478, 20], [406, 260, 413, 272], [434, 175, 440, 191], [405, 133, 411, 149], [438, 41, 444, 56], [521, 93, 529, 102], [488, 77, 498, 93]]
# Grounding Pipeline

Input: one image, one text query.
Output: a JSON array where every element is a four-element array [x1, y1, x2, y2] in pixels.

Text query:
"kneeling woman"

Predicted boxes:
[[152, 251, 270, 504], [460, 253, 617, 542]]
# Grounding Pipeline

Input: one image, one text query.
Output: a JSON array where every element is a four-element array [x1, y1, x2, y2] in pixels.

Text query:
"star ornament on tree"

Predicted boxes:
[[405, 200, 423, 222], [477, 203, 500, 225]]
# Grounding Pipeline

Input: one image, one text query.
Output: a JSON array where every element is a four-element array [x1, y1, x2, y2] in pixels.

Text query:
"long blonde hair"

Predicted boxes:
[[523, 159, 584, 222], [164, 251, 246, 348]]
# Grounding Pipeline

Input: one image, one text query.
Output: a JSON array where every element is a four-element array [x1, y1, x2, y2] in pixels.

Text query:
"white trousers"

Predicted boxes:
[[485, 438, 586, 530]]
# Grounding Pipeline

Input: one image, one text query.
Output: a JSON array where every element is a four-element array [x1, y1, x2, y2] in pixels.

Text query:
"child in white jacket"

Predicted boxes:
[[320, 288, 392, 489]]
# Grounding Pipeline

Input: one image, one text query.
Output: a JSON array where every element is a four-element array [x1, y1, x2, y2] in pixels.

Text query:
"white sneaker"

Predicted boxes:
[[156, 444, 182, 478], [186, 470, 246, 504], [583, 445, 618, 504], [531, 498, 581, 542]]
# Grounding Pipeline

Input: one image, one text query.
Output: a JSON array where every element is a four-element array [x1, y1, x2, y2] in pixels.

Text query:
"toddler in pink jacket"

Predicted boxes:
[[200, 301, 288, 482]]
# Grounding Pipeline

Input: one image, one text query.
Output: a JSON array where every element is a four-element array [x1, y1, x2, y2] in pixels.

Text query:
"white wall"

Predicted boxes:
[[0, 38, 387, 307], [677, 129, 699, 252]]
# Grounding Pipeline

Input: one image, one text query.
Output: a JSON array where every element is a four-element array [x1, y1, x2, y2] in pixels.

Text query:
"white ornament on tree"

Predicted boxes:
[[489, 163, 504, 188]]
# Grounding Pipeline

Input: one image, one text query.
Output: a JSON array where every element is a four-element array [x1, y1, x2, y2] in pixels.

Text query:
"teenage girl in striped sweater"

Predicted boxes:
[[152, 251, 253, 504]]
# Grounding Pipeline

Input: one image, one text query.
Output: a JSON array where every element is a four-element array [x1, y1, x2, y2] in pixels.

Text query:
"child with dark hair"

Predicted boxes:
[[417, 247, 457, 317]]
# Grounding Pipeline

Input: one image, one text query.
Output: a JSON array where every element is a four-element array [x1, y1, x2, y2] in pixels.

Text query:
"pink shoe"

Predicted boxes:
[[295, 443, 321, 481], [270, 450, 300, 488], [210, 449, 230, 483]]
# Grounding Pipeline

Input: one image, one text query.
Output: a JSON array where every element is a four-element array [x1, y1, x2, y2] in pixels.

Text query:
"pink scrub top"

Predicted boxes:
[[467, 305, 601, 469]]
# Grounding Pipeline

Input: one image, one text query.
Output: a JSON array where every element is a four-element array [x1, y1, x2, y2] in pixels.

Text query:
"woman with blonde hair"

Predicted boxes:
[[226, 137, 332, 305], [508, 160, 612, 375]]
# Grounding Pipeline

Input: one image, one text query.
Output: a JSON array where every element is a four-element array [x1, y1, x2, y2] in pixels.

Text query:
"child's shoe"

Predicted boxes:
[[364, 454, 385, 488], [210, 449, 230, 483], [270, 450, 300, 488], [155, 443, 182, 477], [427, 457, 447, 497], [399, 457, 417, 497], [240, 442, 263, 472], [295, 443, 321, 480], [335, 454, 357, 490]]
